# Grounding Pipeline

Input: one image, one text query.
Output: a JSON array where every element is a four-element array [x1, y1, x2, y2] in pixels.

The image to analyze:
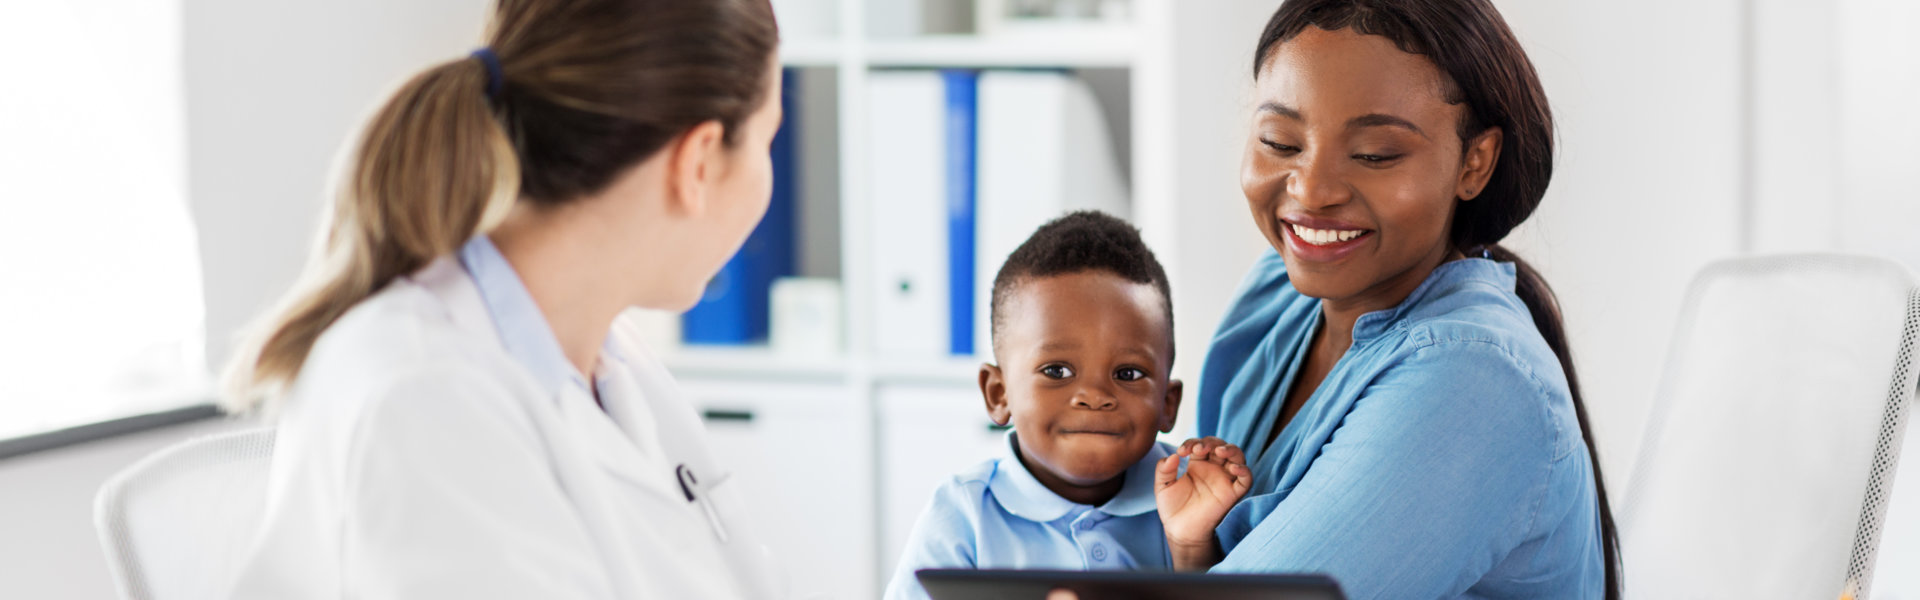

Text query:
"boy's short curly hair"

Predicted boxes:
[[989, 210, 1174, 359]]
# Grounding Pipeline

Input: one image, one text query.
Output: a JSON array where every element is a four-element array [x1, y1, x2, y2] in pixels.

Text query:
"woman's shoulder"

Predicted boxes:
[[286, 268, 535, 430], [1360, 264, 1580, 459], [1383, 260, 1559, 372], [306, 280, 492, 379]]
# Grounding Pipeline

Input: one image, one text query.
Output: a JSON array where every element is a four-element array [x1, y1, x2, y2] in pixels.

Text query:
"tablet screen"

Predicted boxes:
[[916, 568, 1346, 600]]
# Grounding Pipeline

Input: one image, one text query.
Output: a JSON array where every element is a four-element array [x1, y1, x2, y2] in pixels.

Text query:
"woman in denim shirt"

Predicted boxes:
[[1182, 1, 1619, 598]]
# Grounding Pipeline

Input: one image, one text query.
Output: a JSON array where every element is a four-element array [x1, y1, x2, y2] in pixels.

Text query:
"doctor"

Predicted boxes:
[[219, 0, 786, 597]]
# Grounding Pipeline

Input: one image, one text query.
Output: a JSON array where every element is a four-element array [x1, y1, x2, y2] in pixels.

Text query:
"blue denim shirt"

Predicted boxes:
[[1198, 249, 1604, 599]]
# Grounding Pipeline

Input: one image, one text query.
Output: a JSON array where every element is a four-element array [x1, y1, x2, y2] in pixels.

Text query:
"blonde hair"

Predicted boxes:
[[222, 0, 778, 412]]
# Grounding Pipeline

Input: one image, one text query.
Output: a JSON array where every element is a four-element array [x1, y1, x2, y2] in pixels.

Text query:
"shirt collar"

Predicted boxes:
[[1351, 257, 1517, 341], [987, 431, 1170, 522], [457, 235, 595, 396]]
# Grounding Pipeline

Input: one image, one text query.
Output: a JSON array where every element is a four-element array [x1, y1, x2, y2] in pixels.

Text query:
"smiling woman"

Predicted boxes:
[[1195, 1, 1617, 599]]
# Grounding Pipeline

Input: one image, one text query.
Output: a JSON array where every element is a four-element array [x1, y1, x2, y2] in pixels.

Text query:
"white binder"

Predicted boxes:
[[866, 71, 951, 357], [972, 71, 1131, 358]]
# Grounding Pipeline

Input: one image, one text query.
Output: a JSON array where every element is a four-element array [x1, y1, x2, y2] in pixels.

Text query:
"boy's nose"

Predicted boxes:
[[1071, 389, 1117, 410]]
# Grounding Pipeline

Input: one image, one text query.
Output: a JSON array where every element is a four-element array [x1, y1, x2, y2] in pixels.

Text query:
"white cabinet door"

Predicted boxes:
[[875, 383, 1009, 578], [679, 380, 872, 600]]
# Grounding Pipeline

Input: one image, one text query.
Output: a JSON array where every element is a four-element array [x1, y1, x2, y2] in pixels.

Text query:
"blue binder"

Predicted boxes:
[[943, 70, 978, 357], [682, 68, 799, 345]]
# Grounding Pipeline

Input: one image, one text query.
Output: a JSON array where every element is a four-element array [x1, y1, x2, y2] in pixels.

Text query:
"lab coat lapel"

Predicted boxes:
[[600, 340, 725, 487], [554, 381, 681, 502]]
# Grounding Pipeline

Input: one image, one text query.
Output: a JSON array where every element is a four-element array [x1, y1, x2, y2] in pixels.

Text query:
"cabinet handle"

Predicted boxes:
[[702, 409, 755, 423]]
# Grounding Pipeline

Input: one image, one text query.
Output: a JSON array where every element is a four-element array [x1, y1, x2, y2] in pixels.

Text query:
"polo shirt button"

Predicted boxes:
[[1091, 544, 1108, 561], [1078, 520, 1094, 531]]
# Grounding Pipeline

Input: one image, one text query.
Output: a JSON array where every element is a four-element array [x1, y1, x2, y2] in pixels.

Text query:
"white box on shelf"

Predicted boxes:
[[620, 306, 683, 357], [770, 276, 844, 357], [978, 0, 1134, 37], [869, 0, 975, 38]]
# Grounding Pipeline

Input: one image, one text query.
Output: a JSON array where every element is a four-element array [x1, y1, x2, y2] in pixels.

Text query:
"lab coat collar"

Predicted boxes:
[[457, 235, 592, 399], [454, 236, 680, 499], [987, 431, 1167, 522]]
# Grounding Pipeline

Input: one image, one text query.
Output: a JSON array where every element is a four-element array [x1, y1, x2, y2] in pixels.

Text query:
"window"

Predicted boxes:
[[0, 0, 205, 441]]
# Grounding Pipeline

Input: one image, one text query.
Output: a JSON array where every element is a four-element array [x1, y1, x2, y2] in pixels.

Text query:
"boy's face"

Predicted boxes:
[[980, 271, 1182, 493]]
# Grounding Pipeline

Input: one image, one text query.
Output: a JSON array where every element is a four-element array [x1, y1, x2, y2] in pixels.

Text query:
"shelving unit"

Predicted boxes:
[[653, 2, 1278, 598]]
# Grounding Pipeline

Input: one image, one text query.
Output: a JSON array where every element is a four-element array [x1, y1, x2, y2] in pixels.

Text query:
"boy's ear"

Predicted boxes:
[[1157, 379, 1184, 433], [980, 363, 1012, 426]]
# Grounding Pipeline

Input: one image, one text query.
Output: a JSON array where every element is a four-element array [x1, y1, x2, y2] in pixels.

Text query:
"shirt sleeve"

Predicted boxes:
[[342, 361, 617, 599], [1212, 339, 1565, 600], [883, 480, 981, 600]]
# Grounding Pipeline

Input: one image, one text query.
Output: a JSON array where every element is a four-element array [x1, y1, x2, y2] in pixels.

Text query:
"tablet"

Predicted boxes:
[[915, 568, 1346, 600]]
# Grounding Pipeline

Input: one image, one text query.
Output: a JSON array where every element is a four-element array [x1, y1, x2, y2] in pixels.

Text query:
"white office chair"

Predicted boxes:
[[94, 427, 276, 600], [1619, 255, 1919, 599]]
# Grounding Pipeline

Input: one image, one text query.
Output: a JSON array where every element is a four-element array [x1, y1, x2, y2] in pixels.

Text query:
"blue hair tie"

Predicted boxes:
[[471, 47, 504, 101]]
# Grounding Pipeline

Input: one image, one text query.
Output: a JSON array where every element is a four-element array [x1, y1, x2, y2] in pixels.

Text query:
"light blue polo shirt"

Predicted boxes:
[[883, 432, 1174, 600]]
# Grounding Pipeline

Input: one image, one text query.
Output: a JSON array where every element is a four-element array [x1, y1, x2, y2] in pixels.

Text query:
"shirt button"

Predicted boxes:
[[1091, 544, 1108, 561], [1078, 520, 1094, 531]]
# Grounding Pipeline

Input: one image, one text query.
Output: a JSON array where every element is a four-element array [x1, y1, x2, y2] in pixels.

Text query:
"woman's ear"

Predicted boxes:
[[1158, 379, 1184, 433], [1456, 126, 1503, 201], [664, 119, 728, 216], [980, 363, 1012, 426]]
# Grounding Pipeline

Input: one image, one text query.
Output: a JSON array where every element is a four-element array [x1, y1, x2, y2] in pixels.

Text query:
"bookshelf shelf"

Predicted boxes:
[[782, 35, 1138, 69], [659, 346, 850, 381], [778, 37, 845, 67], [661, 346, 989, 386], [865, 34, 1137, 69]]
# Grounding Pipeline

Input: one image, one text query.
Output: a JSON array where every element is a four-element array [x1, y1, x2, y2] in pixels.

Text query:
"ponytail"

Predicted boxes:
[[220, 0, 779, 413], [1482, 243, 1621, 600], [220, 55, 518, 412]]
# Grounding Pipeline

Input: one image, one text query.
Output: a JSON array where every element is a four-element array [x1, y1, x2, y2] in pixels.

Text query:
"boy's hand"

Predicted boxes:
[[1154, 437, 1252, 571]]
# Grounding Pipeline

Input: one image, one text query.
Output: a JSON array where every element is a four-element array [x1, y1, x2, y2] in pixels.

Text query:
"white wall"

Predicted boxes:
[[1831, 0, 1920, 268], [0, 2, 492, 597], [1492, 0, 1748, 489], [186, 0, 490, 369]]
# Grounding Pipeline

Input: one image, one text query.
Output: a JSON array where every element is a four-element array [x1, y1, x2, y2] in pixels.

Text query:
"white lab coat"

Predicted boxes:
[[228, 256, 782, 599]]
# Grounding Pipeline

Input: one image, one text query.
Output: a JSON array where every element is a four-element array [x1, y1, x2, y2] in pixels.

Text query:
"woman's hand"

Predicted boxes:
[[1153, 437, 1253, 571]]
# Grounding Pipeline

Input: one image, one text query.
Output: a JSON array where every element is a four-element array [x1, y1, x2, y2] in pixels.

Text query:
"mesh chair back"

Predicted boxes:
[[94, 427, 275, 600], [1620, 255, 1918, 599]]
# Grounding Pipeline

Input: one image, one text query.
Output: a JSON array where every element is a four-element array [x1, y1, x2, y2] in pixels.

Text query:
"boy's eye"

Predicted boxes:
[[1039, 364, 1075, 379], [1114, 367, 1148, 382]]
